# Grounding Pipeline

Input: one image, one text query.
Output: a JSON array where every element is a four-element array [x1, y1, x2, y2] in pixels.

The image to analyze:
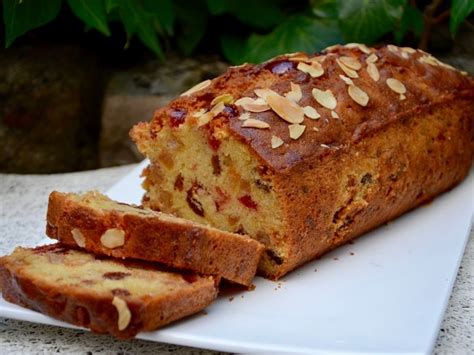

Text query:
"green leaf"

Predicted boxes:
[[338, 0, 406, 44], [310, 0, 339, 19], [118, 0, 164, 59], [450, 0, 474, 35], [393, 4, 423, 43], [67, 0, 110, 36], [3, 0, 61, 48], [222, 15, 344, 64], [175, 0, 208, 55], [206, 0, 285, 29], [142, 0, 175, 36], [105, 0, 119, 13]]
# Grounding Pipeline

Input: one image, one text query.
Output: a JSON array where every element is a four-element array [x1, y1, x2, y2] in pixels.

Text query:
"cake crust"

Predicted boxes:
[[46, 191, 264, 286], [131, 44, 473, 279]]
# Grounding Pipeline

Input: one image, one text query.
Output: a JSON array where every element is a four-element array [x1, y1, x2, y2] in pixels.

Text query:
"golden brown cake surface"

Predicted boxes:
[[46, 191, 264, 286], [131, 44, 474, 279], [0, 244, 218, 339]]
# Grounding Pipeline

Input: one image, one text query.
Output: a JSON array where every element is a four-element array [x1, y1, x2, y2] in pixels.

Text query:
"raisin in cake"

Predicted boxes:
[[131, 44, 474, 279], [46, 191, 263, 286], [0, 244, 219, 339]]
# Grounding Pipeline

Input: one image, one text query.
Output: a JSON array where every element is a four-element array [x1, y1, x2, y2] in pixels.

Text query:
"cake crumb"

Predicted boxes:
[[350, 252, 355, 256], [333, 257, 339, 261], [228, 297, 234, 302], [314, 268, 318, 272]]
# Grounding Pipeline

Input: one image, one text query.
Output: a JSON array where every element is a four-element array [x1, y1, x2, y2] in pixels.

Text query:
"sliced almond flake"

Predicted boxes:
[[324, 44, 341, 52], [336, 58, 359, 78], [211, 93, 234, 106], [288, 54, 309, 62], [254, 88, 275, 100], [297, 61, 324, 78], [461, 71, 468, 76], [238, 112, 251, 121], [210, 102, 225, 115], [387, 44, 399, 53], [386, 78, 406, 94], [180, 79, 211, 96], [235, 97, 270, 112], [348, 85, 369, 107], [288, 124, 306, 140], [191, 108, 207, 118], [229, 62, 248, 69], [271, 135, 284, 149], [312, 88, 337, 110], [241, 118, 270, 129], [366, 53, 378, 63], [367, 62, 380, 82], [339, 74, 354, 85], [344, 43, 372, 54], [401, 47, 416, 54], [401, 51, 409, 59], [197, 111, 214, 127], [303, 106, 320, 119], [418, 55, 439, 66], [339, 56, 362, 70], [265, 92, 305, 124], [313, 127, 319, 131], [400, 94, 406, 101], [320, 144, 330, 148], [436, 60, 456, 71], [285, 83, 302, 103], [331, 110, 339, 119]]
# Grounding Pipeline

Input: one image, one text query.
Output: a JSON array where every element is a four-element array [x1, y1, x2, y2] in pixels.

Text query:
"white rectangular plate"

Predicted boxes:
[[1, 161, 472, 354]]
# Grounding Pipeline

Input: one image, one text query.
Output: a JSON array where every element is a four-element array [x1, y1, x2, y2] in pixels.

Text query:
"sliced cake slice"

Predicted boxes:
[[46, 191, 264, 286], [0, 244, 219, 339]]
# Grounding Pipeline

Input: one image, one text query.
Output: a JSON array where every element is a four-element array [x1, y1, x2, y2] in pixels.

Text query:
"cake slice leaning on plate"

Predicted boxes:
[[46, 191, 264, 287], [0, 244, 219, 339]]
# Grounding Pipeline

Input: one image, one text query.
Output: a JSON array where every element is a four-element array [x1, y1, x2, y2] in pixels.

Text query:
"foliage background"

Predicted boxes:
[[2, 0, 474, 63]]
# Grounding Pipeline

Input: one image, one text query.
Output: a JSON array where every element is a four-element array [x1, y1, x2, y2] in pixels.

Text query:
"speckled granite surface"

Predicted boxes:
[[0, 163, 472, 354]]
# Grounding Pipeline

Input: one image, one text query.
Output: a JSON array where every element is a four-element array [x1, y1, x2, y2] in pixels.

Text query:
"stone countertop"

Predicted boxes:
[[0, 163, 472, 354]]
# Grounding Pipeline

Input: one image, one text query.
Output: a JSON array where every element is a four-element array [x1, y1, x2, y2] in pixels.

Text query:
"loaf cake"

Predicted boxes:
[[131, 44, 473, 279], [0, 244, 219, 338], [46, 191, 263, 286]]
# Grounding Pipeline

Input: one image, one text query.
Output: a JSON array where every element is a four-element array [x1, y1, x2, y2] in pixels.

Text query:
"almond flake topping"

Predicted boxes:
[[324, 44, 341, 52], [288, 124, 306, 140], [180, 79, 211, 96], [303, 106, 320, 119], [238, 112, 251, 121], [265, 90, 305, 124], [367, 62, 380, 82], [400, 94, 406, 101], [191, 108, 207, 118], [386, 78, 406, 94], [271, 135, 284, 149], [344, 43, 372, 54], [387, 44, 399, 54], [312, 88, 337, 110], [241, 118, 270, 129], [339, 75, 354, 85], [336, 58, 358, 78], [288, 54, 309, 62], [112, 297, 132, 331], [297, 61, 324, 78], [210, 101, 225, 115], [339, 56, 362, 70], [235, 97, 270, 112], [211, 93, 234, 106], [197, 111, 214, 127], [331, 110, 339, 119], [366, 53, 378, 63], [348, 85, 369, 107], [71, 228, 85, 248], [401, 51, 409, 59], [401, 47, 416, 54], [285, 83, 302, 103], [254, 88, 273, 100], [418, 55, 439, 66]]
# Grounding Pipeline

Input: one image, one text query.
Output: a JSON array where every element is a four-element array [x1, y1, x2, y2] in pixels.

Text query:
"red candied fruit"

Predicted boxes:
[[168, 108, 187, 127], [238, 195, 258, 210]]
